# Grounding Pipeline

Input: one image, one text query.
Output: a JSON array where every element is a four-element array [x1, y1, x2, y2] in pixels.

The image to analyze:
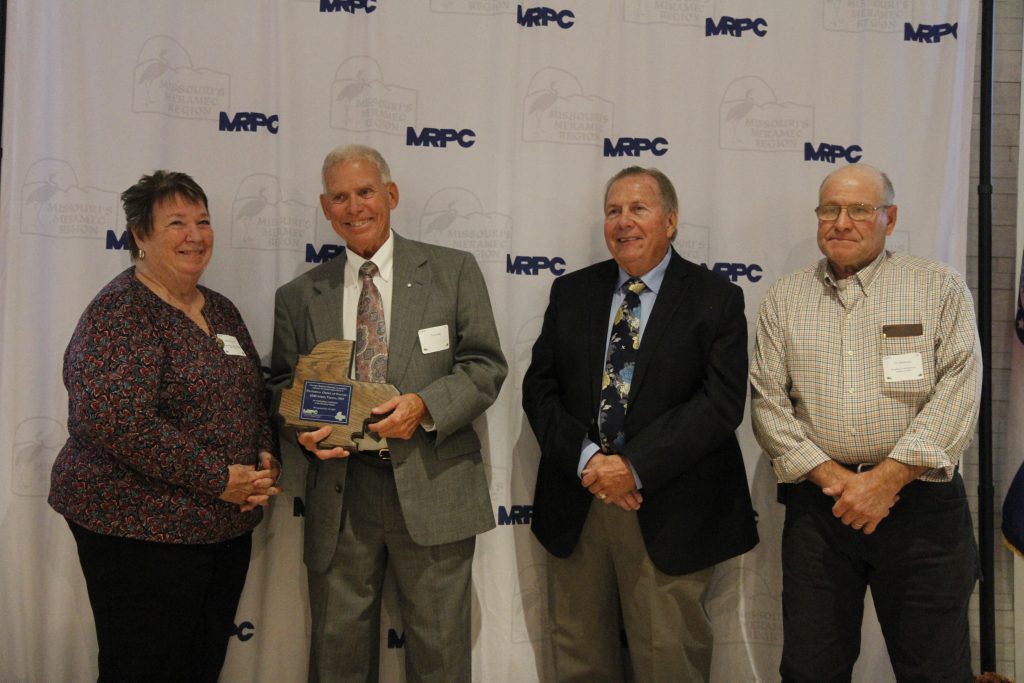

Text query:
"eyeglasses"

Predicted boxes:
[[814, 204, 889, 222]]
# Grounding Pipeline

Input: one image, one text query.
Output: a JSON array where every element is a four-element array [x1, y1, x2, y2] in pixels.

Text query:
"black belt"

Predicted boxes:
[[352, 449, 392, 468], [836, 461, 959, 475], [838, 461, 876, 472]]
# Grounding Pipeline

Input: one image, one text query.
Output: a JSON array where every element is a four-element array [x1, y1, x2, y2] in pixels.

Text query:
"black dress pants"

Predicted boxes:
[[778, 474, 978, 683], [68, 520, 251, 683]]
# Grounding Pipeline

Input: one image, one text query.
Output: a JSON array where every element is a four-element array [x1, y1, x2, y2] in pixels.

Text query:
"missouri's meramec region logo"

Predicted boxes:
[[132, 36, 230, 120]]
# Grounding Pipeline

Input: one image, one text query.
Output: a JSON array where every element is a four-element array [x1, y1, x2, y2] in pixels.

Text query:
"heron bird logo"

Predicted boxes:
[[724, 90, 756, 133], [528, 82, 559, 133], [335, 70, 370, 124], [24, 173, 61, 224], [423, 200, 460, 235], [136, 49, 173, 105], [235, 187, 270, 222]]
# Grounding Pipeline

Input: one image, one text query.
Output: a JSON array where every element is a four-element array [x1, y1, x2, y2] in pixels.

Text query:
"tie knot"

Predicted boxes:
[[359, 261, 379, 280], [624, 278, 646, 295]]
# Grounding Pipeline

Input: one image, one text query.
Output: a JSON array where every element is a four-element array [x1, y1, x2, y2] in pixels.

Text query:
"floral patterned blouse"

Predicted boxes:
[[49, 268, 275, 544]]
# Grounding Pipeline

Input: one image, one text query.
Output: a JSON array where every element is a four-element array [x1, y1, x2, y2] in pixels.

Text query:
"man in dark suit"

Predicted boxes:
[[522, 166, 758, 682], [269, 145, 506, 682]]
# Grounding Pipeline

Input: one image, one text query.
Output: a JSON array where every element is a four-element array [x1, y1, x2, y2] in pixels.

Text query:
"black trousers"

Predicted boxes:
[[68, 520, 251, 683], [778, 475, 978, 683]]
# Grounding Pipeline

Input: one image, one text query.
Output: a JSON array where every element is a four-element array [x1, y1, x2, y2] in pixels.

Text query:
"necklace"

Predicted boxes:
[[201, 306, 224, 349], [135, 268, 221, 347]]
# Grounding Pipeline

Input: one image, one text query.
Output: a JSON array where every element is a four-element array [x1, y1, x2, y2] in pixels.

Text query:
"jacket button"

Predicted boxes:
[[334, 483, 342, 493]]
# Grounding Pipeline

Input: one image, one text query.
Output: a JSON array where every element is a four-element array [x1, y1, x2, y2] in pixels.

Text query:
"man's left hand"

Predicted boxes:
[[371, 393, 429, 440]]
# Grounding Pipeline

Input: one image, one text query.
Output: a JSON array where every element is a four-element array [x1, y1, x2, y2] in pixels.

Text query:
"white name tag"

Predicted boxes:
[[882, 352, 924, 382], [418, 325, 450, 354], [217, 334, 247, 356]]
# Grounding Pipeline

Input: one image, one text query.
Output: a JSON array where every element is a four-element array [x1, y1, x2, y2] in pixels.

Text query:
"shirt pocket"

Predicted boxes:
[[880, 332, 934, 405]]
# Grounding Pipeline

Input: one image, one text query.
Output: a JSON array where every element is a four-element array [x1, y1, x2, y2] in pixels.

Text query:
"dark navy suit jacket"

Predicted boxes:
[[523, 248, 758, 575]]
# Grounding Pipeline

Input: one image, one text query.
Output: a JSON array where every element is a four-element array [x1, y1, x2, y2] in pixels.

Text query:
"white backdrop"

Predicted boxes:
[[0, 1, 977, 681], [1011, 38, 1024, 683]]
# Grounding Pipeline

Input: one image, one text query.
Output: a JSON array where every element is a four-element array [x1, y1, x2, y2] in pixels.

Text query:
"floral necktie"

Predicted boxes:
[[598, 278, 646, 452]]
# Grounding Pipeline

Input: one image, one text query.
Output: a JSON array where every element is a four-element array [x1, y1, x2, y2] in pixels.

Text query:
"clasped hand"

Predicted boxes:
[[581, 453, 643, 511], [220, 451, 282, 512], [814, 461, 908, 535]]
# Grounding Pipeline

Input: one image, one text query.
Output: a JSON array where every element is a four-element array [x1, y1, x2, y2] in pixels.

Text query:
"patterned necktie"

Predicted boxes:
[[355, 261, 388, 382], [598, 278, 646, 452]]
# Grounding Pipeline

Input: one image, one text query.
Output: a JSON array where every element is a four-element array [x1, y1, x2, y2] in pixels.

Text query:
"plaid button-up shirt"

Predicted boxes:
[[750, 250, 981, 484]]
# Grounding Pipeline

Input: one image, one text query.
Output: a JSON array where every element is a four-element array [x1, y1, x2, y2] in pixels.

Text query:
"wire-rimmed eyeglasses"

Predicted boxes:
[[814, 204, 889, 222]]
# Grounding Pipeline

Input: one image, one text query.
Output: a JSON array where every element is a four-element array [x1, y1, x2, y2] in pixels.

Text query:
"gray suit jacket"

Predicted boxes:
[[269, 232, 506, 572]]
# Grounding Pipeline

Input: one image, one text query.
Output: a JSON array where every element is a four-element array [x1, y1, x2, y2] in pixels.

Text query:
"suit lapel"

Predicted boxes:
[[588, 261, 620, 416], [387, 234, 429, 384], [307, 254, 346, 345], [629, 250, 689, 402]]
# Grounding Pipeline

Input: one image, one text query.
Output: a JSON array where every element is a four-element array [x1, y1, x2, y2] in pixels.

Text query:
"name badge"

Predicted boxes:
[[882, 352, 924, 382], [217, 334, 247, 356], [418, 325, 450, 354]]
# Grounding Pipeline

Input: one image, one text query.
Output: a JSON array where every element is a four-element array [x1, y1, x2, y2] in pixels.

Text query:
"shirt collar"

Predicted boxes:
[[616, 247, 672, 294], [345, 231, 394, 283], [820, 249, 889, 291]]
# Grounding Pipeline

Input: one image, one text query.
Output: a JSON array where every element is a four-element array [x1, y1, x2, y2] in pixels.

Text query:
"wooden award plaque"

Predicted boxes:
[[278, 339, 399, 449]]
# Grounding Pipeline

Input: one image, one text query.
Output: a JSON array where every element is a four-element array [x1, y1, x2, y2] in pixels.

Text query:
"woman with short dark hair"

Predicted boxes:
[[49, 170, 280, 682]]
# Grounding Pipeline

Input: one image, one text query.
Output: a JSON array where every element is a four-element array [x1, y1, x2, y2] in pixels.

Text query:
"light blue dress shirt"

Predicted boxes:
[[577, 247, 673, 488]]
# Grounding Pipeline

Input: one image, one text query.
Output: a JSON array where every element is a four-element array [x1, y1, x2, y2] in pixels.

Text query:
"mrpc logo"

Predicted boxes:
[[387, 629, 406, 649], [804, 141, 862, 164], [603, 136, 668, 157], [517, 5, 575, 28], [904, 22, 957, 43], [506, 255, 566, 276], [305, 243, 345, 263], [106, 230, 132, 251], [231, 621, 255, 642], [320, 0, 376, 13], [705, 16, 767, 37], [498, 504, 534, 525], [406, 127, 476, 149], [219, 111, 280, 134], [704, 262, 763, 283]]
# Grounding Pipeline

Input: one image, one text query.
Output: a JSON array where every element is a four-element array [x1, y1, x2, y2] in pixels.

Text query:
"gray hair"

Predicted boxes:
[[819, 163, 895, 205], [321, 144, 393, 191]]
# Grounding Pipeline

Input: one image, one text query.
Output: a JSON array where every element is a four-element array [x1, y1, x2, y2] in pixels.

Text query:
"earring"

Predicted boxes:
[[138, 249, 146, 260]]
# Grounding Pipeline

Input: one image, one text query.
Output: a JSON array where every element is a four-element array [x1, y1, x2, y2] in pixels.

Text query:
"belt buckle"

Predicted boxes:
[[378, 448, 391, 462], [856, 463, 874, 473]]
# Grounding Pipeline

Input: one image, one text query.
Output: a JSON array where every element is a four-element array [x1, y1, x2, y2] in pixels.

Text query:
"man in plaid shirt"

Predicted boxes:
[[750, 164, 981, 683]]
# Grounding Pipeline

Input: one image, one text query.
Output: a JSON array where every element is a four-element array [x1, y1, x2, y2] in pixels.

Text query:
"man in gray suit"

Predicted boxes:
[[269, 145, 506, 682]]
